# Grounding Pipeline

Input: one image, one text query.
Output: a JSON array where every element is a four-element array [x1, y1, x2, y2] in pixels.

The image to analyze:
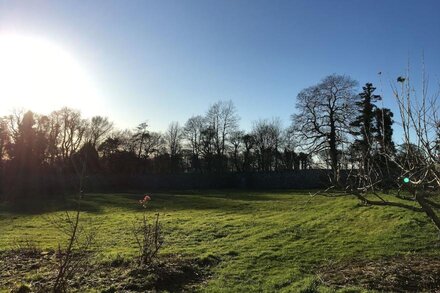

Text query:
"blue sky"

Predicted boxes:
[[1, 0, 440, 132]]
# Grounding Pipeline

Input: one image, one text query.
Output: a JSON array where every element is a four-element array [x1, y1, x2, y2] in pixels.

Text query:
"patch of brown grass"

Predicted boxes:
[[318, 255, 440, 292], [0, 250, 213, 292]]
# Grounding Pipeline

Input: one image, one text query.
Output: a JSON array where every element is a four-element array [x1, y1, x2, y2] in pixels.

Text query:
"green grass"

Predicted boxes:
[[1, 190, 439, 292]]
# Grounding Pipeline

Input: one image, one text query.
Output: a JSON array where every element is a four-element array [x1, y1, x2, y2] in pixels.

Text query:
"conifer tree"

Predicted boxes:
[[350, 83, 382, 171]]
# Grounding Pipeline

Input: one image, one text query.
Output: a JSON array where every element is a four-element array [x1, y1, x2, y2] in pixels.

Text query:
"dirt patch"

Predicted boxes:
[[0, 249, 214, 292], [318, 255, 440, 292]]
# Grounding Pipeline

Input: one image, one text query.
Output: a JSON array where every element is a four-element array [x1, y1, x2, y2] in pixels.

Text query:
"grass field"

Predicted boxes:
[[1, 190, 440, 292]]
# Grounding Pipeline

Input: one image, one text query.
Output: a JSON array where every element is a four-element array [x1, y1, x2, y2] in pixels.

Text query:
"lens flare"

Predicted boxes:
[[0, 33, 102, 116]]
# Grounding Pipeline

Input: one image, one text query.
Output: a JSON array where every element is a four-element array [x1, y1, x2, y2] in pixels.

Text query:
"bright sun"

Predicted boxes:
[[0, 33, 102, 116]]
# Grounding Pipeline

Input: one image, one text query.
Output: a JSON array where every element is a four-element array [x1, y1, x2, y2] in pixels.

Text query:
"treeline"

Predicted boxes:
[[0, 102, 310, 201], [0, 74, 401, 201]]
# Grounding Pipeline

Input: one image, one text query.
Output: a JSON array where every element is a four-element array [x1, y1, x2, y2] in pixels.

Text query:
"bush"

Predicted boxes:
[[132, 194, 163, 267]]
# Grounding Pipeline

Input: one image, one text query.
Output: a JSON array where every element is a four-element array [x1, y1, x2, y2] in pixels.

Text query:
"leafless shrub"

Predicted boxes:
[[132, 212, 163, 267], [48, 157, 96, 292]]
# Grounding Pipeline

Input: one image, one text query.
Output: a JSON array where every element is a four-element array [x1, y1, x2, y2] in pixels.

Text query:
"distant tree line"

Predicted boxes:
[[0, 74, 403, 201]]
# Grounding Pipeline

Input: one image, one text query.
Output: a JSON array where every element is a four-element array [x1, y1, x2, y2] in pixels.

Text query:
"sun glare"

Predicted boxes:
[[0, 33, 102, 116]]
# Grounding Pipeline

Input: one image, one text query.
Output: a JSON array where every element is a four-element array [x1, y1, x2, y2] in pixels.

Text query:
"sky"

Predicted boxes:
[[0, 0, 440, 132]]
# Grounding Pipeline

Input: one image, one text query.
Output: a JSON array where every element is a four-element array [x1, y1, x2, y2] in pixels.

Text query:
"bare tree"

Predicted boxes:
[[53, 108, 88, 162], [230, 130, 245, 172], [87, 116, 113, 148], [183, 115, 204, 157], [199, 126, 216, 171], [113, 129, 136, 153], [165, 121, 183, 157], [252, 118, 283, 171], [0, 117, 10, 165], [293, 74, 358, 183], [280, 126, 297, 170], [205, 100, 240, 156], [183, 115, 205, 172], [45, 112, 62, 165], [5, 109, 25, 140], [51, 155, 94, 292], [164, 122, 183, 172], [143, 132, 165, 158], [133, 122, 149, 159], [388, 70, 440, 232]]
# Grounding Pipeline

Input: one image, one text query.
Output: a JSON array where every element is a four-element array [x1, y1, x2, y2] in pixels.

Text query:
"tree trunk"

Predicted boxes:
[[329, 120, 339, 185], [415, 193, 440, 234]]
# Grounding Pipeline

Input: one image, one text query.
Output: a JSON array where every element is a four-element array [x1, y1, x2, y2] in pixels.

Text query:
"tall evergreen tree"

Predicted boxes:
[[374, 107, 397, 188], [350, 83, 382, 170], [375, 108, 395, 155], [349, 83, 396, 189]]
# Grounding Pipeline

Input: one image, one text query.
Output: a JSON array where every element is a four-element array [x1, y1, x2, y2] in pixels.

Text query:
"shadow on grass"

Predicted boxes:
[[99, 190, 303, 213], [88, 193, 256, 213], [0, 197, 102, 215], [0, 189, 310, 215]]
